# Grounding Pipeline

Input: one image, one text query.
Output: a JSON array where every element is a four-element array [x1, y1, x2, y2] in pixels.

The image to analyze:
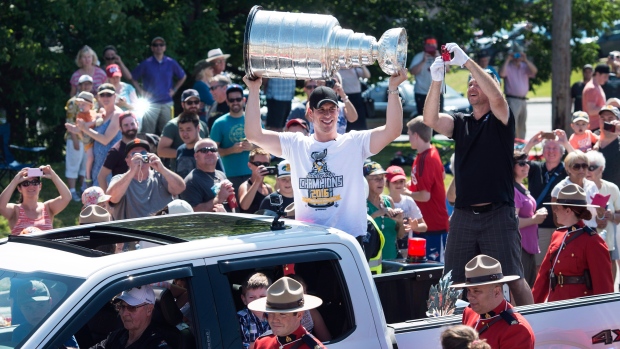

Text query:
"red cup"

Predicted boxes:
[[408, 237, 426, 258], [227, 194, 238, 209]]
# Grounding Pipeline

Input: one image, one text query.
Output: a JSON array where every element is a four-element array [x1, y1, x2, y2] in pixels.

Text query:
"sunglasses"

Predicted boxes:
[[305, 85, 317, 89], [99, 93, 114, 98], [588, 164, 600, 171], [196, 147, 218, 154], [610, 55, 620, 60], [151, 43, 165, 47], [516, 160, 530, 167], [19, 179, 41, 187], [228, 97, 243, 103], [251, 161, 270, 167], [571, 163, 588, 170], [104, 56, 116, 61], [185, 100, 200, 105], [115, 302, 148, 313], [209, 84, 225, 91]]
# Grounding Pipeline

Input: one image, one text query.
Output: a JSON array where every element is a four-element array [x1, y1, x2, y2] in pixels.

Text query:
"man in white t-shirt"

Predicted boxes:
[[243, 69, 407, 242]]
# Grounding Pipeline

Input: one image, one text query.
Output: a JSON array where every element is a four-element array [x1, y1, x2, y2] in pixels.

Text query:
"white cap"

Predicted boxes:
[[167, 199, 193, 214], [78, 74, 93, 84], [277, 160, 291, 178], [116, 285, 155, 306]]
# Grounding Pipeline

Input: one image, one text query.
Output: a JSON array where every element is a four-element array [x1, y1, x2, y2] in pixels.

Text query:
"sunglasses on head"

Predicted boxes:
[[251, 161, 270, 167], [516, 160, 530, 167], [99, 93, 114, 98], [115, 302, 148, 313], [571, 163, 588, 170], [151, 43, 165, 47], [19, 179, 41, 187], [228, 97, 243, 103], [185, 100, 200, 105], [209, 84, 225, 91], [588, 164, 600, 171], [196, 147, 218, 154]]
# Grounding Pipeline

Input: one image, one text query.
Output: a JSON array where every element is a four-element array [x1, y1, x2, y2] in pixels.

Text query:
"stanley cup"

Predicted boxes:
[[244, 6, 407, 80]]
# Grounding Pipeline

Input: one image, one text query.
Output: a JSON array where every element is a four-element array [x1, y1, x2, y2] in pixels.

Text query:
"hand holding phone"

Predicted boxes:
[[603, 122, 617, 133], [541, 132, 555, 140], [27, 168, 43, 177]]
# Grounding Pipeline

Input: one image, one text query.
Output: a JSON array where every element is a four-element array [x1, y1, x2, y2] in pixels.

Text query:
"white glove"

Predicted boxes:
[[446, 43, 469, 67], [430, 57, 445, 82]]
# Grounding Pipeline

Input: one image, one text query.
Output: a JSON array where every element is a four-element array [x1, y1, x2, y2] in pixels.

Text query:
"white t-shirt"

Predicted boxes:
[[597, 180, 620, 251], [279, 131, 373, 237], [393, 195, 423, 221], [551, 177, 599, 228]]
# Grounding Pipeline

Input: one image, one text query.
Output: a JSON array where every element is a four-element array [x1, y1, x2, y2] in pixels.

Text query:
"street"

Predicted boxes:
[[524, 98, 552, 141]]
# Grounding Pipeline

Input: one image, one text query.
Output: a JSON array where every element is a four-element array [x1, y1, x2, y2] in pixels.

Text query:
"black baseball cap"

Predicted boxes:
[[125, 139, 150, 158], [594, 64, 610, 75], [181, 89, 200, 102], [309, 86, 338, 109]]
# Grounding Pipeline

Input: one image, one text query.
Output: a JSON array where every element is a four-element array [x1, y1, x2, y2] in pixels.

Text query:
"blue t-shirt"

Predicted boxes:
[[210, 113, 252, 178], [131, 55, 186, 104], [176, 144, 196, 179], [193, 80, 215, 106]]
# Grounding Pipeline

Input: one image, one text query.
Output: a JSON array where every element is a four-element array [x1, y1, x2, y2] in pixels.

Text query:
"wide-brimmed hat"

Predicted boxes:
[[450, 255, 520, 288], [79, 205, 111, 224], [544, 183, 600, 208], [206, 48, 231, 62], [248, 277, 322, 313]]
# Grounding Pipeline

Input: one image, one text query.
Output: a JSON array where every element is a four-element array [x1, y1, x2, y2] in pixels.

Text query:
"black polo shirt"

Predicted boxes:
[[600, 136, 620, 186], [527, 161, 566, 228], [451, 109, 515, 208]]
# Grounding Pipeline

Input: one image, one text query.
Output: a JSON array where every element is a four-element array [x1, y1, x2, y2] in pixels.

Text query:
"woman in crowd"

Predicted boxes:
[[513, 151, 547, 287], [239, 148, 274, 214], [105, 64, 137, 112], [532, 184, 613, 303], [192, 59, 215, 121], [585, 151, 620, 284], [69, 45, 107, 96], [550, 150, 598, 228], [66, 83, 122, 187], [365, 161, 405, 260], [0, 166, 71, 235], [440, 325, 490, 349]]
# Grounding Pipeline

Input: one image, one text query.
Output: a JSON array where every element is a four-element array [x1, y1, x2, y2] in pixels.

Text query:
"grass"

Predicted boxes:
[[445, 67, 583, 99]]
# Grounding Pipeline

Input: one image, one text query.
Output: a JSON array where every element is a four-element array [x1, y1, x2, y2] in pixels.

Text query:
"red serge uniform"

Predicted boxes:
[[253, 325, 326, 349], [532, 221, 613, 303], [462, 299, 535, 349], [408, 146, 449, 231]]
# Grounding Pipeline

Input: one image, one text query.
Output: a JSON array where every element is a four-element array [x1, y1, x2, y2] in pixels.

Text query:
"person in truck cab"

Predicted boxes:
[[451, 255, 535, 349]]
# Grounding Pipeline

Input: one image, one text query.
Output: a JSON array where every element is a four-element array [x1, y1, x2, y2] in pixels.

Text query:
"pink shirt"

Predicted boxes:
[[69, 67, 107, 94], [582, 80, 606, 130], [504, 62, 535, 97], [514, 185, 539, 254], [569, 130, 599, 152]]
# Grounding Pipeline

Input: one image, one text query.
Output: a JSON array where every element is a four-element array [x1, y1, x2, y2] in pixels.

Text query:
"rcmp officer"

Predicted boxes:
[[532, 184, 613, 303], [451, 255, 535, 349], [248, 277, 326, 349]]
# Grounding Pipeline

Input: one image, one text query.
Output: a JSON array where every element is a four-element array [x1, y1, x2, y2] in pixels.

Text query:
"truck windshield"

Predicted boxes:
[[0, 270, 83, 348]]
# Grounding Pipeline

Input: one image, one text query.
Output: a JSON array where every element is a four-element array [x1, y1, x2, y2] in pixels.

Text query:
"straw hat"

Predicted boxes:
[[79, 205, 111, 224], [450, 255, 520, 288], [205, 48, 231, 62], [544, 183, 600, 208], [248, 277, 322, 313]]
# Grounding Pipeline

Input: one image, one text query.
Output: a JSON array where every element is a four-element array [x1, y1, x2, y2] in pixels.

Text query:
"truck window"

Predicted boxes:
[[223, 257, 354, 345]]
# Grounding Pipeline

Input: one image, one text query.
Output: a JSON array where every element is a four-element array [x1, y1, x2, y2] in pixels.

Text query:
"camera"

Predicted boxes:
[[440, 45, 450, 62], [603, 122, 617, 133], [140, 151, 149, 163], [269, 193, 283, 207], [264, 166, 277, 175], [514, 53, 521, 59], [325, 79, 335, 88]]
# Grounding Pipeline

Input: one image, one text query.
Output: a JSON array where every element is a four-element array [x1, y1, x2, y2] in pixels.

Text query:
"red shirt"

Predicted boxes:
[[408, 146, 449, 231], [462, 299, 535, 349], [532, 221, 613, 303], [254, 325, 326, 349]]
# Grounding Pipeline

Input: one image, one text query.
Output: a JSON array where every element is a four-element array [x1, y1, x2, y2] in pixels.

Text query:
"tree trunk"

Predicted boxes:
[[551, 0, 572, 132]]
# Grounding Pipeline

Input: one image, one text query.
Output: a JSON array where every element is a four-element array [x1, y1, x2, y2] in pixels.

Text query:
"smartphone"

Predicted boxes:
[[264, 166, 277, 176], [27, 168, 43, 177], [603, 122, 617, 132], [541, 132, 555, 140]]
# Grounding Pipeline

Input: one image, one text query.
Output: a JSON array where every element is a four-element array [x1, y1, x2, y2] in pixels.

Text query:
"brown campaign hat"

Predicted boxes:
[[248, 277, 322, 313], [450, 255, 520, 288], [544, 183, 599, 208]]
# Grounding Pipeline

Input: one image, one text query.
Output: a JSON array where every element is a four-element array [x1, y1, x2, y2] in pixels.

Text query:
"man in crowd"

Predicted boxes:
[[97, 112, 139, 192], [571, 64, 593, 112], [404, 116, 449, 262], [180, 138, 234, 212], [175, 112, 202, 178], [264, 78, 296, 131], [243, 68, 407, 243], [211, 84, 253, 192], [91, 285, 171, 348], [65, 74, 92, 201], [598, 106, 620, 186], [451, 255, 535, 348], [248, 277, 326, 349], [207, 74, 232, 131], [107, 139, 186, 220], [206, 48, 230, 76], [582, 64, 610, 131], [409, 36, 443, 115], [424, 43, 533, 305], [603, 51, 620, 100], [131, 37, 186, 135], [158, 89, 209, 169], [499, 49, 538, 139]]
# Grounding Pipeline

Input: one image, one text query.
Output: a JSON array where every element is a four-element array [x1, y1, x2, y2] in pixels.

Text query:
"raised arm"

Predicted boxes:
[[148, 153, 186, 196], [423, 57, 454, 137], [369, 68, 407, 154], [242, 76, 282, 157], [41, 165, 71, 216], [0, 169, 27, 222]]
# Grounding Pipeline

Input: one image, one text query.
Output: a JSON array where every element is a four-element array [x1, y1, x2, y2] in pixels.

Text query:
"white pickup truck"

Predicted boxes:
[[0, 213, 619, 348]]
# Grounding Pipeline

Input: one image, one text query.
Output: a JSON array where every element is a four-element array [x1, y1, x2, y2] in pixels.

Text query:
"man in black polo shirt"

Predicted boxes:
[[598, 105, 620, 186], [97, 112, 139, 192], [423, 42, 534, 305]]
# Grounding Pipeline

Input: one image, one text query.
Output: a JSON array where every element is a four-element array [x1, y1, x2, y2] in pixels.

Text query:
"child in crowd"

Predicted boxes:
[[569, 111, 598, 152], [441, 325, 491, 349], [385, 165, 428, 257], [237, 273, 271, 349], [75, 91, 103, 187]]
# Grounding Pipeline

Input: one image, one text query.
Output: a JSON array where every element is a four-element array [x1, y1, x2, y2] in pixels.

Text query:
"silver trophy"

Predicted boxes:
[[244, 6, 407, 80]]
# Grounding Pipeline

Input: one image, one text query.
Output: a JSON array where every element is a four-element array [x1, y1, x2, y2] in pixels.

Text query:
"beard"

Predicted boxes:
[[123, 129, 137, 138]]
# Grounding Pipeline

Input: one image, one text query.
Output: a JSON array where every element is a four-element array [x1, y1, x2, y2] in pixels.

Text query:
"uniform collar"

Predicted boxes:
[[480, 299, 507, 319], [277, 325, 307, 346]]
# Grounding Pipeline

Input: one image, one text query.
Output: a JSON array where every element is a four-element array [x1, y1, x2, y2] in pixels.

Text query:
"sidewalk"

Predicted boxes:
[[529, 97, 551, 104]]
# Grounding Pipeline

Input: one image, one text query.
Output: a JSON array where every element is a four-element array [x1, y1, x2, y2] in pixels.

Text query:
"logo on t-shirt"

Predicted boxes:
[[411, 165, 418, 185], [299, 149, 343, 208], [228, 123, 245, 143]]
